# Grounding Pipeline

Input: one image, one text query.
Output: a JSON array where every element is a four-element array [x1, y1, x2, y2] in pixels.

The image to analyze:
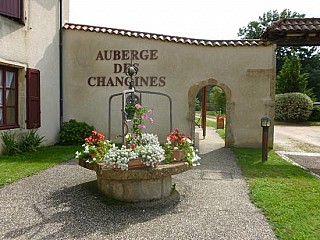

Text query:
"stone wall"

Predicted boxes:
[[63, 29, 276, 147]]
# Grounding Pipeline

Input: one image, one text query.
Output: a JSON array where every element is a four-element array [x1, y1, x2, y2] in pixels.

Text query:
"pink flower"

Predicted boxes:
[[138, 124, 146, 129], [149, 118, 154, 124], [135, 103, 142, 109], [142, 113, 148, 120]]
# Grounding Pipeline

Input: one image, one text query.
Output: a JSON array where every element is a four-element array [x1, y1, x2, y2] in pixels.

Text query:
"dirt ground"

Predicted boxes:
[[274, 125, 320, 152], [274, 125, 320, 177]]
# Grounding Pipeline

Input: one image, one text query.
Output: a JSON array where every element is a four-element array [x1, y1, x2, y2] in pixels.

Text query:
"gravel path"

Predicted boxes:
[[274, 125, 320, 177], [0, 128, 276, 240], [274, 125, 320, 152]]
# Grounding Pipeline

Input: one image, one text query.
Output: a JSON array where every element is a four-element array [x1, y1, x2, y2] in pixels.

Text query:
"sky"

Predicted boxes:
[[69, 0, 319, 40]]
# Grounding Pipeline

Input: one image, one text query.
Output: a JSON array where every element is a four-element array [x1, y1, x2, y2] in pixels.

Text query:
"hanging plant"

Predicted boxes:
[[125, 103, 136, 120]]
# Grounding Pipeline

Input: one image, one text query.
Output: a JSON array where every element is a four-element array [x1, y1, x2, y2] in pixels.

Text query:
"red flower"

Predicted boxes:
[[166, 128, 190, 147], [85, 130, 106, 144]]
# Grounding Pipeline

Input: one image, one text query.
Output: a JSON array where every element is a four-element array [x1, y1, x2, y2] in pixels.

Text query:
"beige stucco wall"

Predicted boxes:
[[0, 0, 69, 148], [63, 29, 276, 147]]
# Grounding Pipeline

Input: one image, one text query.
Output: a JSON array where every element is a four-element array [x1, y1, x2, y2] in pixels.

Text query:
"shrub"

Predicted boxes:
[[309, 105, 320, 121], [19, 129, 45, 152], [1, 131, 21, 155], [59, 119, 94, 145], [275, 92, 313, 121], [1, 129, 44, 155]]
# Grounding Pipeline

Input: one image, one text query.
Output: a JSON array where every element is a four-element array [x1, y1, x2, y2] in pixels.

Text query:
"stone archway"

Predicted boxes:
[[188, 78, 234, 147]]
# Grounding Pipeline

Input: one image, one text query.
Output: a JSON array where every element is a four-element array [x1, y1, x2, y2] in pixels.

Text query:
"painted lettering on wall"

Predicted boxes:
[[88, 49, 166, 87]]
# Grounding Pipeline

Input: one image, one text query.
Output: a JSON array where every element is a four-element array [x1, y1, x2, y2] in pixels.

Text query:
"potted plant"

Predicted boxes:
[[76, 107, 199, 171], [136, 133, 165, 168], [75, 130, 112, 163], [164, 128, 200, 166], [76, 104, 165, 170], [130, 103, 153, 140], [124, 103, 136, 120], [104, 144, 139, 170]]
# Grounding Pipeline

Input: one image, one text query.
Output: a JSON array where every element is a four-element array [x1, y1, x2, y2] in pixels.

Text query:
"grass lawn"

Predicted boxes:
[[233, 148, 320, 240], [0, 145, 79, 187]]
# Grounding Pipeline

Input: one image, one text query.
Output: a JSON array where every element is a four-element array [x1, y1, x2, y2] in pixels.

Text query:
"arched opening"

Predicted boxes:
[[188, 79, 234, 151]]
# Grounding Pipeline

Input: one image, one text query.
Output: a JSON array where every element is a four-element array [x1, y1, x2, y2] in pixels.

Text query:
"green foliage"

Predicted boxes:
[[196, 86, 214, 111], [238, 9, 320, 101], [238, 9, 304, 39], [233, 148, 320, 240], [309, 105, 320, 121], [195, 98, 201, 111], [1, 129, 45, 156], [276, 53, 314, 99], [1, 132, 21, 156], [59, 119, 94, 145], [209, 87, 226, 113], [124, 103, 136, 120], [18, 129, 45, 152], [275, 93, 313, 121], [302, 53, 320, 101]]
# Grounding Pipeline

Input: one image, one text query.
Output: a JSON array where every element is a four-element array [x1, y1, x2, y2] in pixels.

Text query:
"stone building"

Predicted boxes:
[[62, 24, 276, 147], [1, 0, 319, 150], [0, 0, 69, 149]]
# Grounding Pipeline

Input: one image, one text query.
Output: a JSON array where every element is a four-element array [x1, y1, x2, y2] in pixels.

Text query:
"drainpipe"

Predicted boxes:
[[59, 0, 63, 128]]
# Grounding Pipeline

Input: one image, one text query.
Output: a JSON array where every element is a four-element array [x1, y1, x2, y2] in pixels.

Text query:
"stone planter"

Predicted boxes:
[[79, 158, 190, 202], [171, 150, 184, 161], [128, 158, 148, 169]]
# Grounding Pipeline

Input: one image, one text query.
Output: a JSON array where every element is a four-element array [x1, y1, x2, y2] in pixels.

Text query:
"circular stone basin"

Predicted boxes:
[[79, 159, 190, 202]]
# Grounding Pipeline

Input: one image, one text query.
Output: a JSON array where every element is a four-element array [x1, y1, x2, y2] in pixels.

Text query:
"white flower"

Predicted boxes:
[[136, 144, 165, 167], [75, 151, 81, 159], [141, 133, 160, 146], [104, 145, 138, 170], [84, 145, 89, 154]]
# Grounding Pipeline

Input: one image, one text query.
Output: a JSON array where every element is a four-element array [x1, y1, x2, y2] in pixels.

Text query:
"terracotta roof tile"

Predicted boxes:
[[261, 18, 320, 46], [63, 23, 268, 47], [262, 18, 320, 39]]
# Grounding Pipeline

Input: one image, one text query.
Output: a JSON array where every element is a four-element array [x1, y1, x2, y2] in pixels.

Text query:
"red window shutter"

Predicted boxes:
[[26, 68, 41, 129], [0, 0, 23, 22]]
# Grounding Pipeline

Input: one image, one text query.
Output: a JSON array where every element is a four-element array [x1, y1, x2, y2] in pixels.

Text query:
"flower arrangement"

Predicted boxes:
[[75, 108, 200, 170], [104, 145, 138, 170], [164, 128, 200, 166], [125, 103, 153, 148], [136, 133, 165, 167], [104, 133, 164, 170], [130, 103, 153, 140], [75, 130, 111, 163]]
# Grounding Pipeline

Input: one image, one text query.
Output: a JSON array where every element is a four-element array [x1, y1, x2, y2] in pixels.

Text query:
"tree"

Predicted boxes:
[[238, 9, 304, 39], [196, 85, 214, 111], [276, 53, 311, 95], [209, 87, 226, 114], [301, 53, 320, 100], [238, 9, 320, 100]]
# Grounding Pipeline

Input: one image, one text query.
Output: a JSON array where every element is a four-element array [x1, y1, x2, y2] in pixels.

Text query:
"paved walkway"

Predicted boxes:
[[0, 128, 276, 240]]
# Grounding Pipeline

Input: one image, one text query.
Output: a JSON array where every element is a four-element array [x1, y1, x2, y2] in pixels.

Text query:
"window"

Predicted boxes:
[[0, 66, 19, 129], [0, 0, 24, 24]]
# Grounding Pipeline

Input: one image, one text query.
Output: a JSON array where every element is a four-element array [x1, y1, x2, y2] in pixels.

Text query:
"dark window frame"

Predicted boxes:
[[0, 65, 19, 130]]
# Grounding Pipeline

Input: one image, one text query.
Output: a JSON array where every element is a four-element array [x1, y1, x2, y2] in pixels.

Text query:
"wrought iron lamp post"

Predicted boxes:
[[261, 116, 271, 161]]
